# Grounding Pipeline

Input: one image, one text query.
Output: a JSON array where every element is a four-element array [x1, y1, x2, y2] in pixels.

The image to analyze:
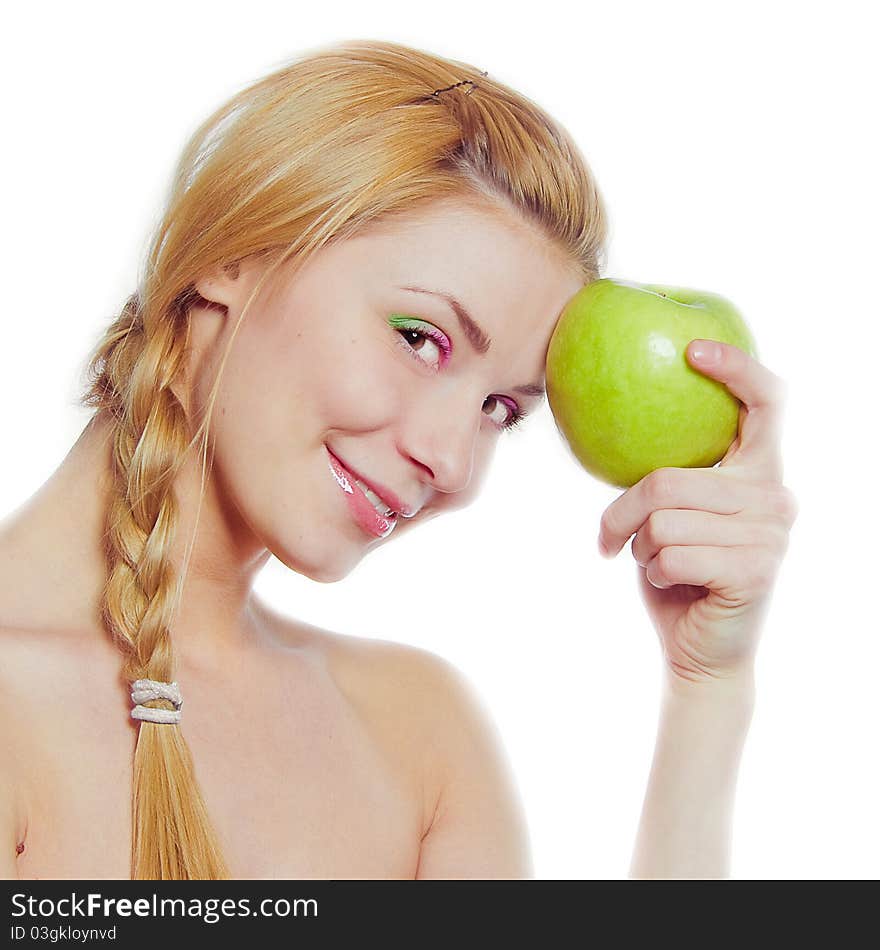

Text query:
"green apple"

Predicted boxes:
[[545, 278, 758, 488]]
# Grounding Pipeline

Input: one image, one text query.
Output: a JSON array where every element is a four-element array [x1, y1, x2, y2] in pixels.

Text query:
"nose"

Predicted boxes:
[[397, 386, 485, 496]]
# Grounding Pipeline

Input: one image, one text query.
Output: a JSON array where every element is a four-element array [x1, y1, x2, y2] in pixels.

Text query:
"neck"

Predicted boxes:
[[0, 411, 273, 663]]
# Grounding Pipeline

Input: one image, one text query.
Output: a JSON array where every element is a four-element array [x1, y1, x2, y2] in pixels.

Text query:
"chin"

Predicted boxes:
[[271, 546, 357, 585], [308, 563, 356, 584], [262, 509, 403, 584]]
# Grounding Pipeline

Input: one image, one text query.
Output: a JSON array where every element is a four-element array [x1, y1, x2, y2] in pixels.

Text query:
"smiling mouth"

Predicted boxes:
[[324, 445, 419, 520], [326, 450, 397, 516], [351, 476, 397, 517], [325, 447, 400, 540]]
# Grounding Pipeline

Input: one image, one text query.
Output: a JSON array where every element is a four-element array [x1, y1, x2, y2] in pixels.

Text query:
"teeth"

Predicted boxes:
[[354, 477, 395, 517]]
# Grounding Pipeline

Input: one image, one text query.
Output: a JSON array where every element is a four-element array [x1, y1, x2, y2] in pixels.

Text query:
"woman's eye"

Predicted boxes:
[[482, 394, 520, 430], [389, 314, 450, 371], [397, 327, 444, 370]]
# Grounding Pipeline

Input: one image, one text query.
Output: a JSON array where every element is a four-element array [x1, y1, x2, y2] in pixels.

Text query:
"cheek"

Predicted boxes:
[[312, 339, 384, 418], [303, 327, 404, 426], [206, 313, 403, 456]]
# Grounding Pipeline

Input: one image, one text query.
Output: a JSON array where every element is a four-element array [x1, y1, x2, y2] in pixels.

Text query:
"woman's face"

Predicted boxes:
[[186, 196, 584, 582]]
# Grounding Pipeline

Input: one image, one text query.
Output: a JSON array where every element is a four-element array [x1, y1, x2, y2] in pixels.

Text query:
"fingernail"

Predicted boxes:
[[691, 340, 720, 364]]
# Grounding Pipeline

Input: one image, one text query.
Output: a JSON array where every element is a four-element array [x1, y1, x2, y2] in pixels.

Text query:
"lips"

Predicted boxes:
[[324, 447, 415, 518], [326, 447, 400, 540]]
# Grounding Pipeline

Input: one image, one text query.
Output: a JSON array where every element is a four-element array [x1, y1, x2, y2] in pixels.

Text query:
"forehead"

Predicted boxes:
[[339, 197, 583, 331], [355, 196, 575, 274]]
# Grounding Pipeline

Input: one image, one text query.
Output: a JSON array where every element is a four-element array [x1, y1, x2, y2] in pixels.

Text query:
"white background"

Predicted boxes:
[[2, 1, 876, 879]]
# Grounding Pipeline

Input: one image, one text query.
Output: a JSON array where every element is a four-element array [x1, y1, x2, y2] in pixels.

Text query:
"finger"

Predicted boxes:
[[687, 339, 785, 409], [687, 340, 787, 478], [630, 508, 768, 567], [598, 467, 760, 557], [644, 543, 780, 601]]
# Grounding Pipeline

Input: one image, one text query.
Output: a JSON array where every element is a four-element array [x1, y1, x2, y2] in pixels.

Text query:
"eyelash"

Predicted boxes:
[[388, 315, 529, 432]]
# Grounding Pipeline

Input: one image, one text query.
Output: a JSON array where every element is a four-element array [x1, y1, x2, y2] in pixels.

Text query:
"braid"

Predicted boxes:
[[83, 294, 230, 879]]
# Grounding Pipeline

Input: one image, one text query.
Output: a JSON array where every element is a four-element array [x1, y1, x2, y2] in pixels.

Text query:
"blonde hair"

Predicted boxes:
[[79, 38, 608, 879]]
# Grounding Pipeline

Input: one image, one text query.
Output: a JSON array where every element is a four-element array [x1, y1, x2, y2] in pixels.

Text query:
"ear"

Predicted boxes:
[[194, 260, 243, 308]]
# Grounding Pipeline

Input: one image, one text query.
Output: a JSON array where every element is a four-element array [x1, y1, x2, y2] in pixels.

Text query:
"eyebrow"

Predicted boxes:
[[397, 284, 546, 400]]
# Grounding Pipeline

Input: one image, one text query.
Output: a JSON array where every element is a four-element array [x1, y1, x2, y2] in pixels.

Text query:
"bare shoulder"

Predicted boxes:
[[255, 605, 531, 877], [321, 625, 473, 716], [334, 631, 534, 878], [277, 611, 487, 753], [253, 598, 471, 726]]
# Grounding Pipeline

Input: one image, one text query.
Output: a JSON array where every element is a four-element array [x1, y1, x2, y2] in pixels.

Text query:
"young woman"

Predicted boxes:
[[0, 39, 796, 880]]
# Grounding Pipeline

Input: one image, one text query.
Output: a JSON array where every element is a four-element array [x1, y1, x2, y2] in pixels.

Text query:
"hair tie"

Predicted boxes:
[[130, 679, 183, 725]]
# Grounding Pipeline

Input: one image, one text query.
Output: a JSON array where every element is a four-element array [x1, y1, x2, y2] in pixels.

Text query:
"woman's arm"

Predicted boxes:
[[0, 730, 21, 879], [594, 342, 795, 878], [629, 670, 755, 878], [0, 631, 23, 880], [0, 773, 18, 879], [413, 656, 533, 879], [320, 631, 531, 879]]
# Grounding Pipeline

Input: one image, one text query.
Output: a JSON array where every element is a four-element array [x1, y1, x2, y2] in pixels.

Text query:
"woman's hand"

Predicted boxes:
[[596, 340, 798, 686]]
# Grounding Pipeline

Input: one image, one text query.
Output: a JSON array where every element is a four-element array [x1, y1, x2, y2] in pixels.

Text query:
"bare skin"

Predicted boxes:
[[0, 197, 584, 878]]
